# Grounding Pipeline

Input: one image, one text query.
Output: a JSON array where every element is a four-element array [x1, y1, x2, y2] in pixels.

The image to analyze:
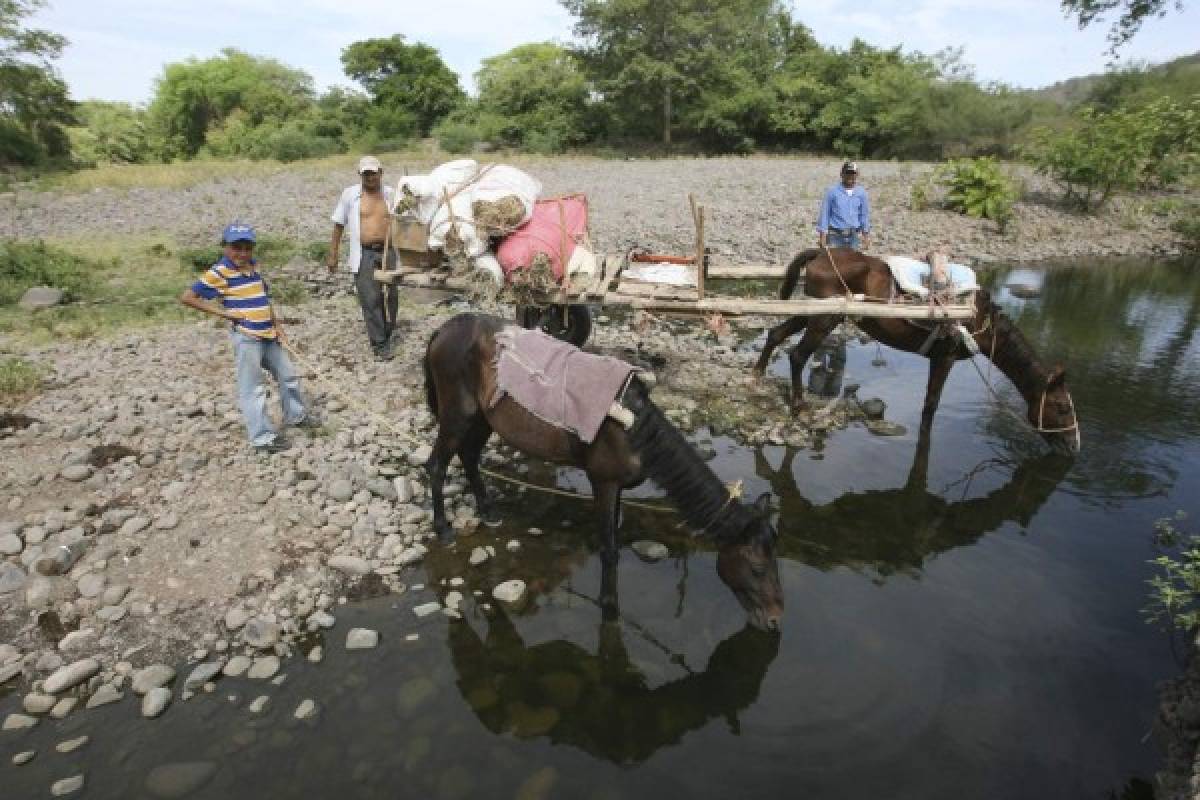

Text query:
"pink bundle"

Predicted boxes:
[[496, 195, 589, 283]]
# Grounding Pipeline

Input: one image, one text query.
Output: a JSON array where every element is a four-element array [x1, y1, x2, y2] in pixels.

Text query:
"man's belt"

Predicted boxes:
[[362, 242, 386, 252], [828, 228, 861, 235]]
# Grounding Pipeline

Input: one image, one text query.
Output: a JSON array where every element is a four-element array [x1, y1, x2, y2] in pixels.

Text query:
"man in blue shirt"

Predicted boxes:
[[816, 161, 871, 251]]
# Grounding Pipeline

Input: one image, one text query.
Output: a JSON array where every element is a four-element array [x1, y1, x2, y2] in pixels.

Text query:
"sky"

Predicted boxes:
[[29, 0, 1200, 105]]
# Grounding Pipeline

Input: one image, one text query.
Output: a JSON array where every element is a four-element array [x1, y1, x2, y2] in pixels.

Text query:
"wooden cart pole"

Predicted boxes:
[[689, 193, 705, 300]]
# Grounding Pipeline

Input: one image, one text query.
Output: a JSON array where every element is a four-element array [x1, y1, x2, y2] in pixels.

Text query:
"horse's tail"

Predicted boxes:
[[423, 329, 440, 416], [780, 248, 821, 300]]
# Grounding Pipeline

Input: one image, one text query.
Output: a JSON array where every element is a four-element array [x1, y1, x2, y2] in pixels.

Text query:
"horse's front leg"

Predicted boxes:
[[920, 349, 957, 437], [425, 429, 460, 543], [786, 315, 840, 415], [752, 316, 806, 381], [592, 480, 622, 619], [458, 417, 500, 528]]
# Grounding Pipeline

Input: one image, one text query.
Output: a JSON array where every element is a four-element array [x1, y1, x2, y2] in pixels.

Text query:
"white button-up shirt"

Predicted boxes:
[[331, 184, 396, 273]]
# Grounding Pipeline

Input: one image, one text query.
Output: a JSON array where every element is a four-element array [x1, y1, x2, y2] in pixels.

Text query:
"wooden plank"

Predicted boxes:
[[615, 281, 698, 301], [706, 265, 789, 279], [588, 253, 622, 298], [610, 295, 977, 320]]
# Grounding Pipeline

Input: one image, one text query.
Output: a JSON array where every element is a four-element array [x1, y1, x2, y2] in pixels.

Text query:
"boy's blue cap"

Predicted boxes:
[[222, 223, 256, 244]]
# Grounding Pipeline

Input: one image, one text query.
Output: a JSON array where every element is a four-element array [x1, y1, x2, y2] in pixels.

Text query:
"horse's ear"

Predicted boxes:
[[753, 492, 772, 516], [1046, 365, 1067, 388]]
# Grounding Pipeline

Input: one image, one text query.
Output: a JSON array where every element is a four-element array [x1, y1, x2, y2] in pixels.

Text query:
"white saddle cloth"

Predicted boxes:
[[884, 255, 979, 298]]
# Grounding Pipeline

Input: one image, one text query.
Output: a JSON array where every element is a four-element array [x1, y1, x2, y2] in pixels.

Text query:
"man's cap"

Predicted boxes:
[[222, 223, 256, 244], [841, 161, 859, 173], [358, 156, 382, 174]]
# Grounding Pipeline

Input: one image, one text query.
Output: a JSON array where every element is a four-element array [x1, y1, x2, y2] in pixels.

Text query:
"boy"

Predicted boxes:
[[179, 223, 315, 453]]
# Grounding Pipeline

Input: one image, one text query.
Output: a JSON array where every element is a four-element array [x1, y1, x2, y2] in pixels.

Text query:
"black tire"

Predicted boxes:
[[515, 304, 593, 347]]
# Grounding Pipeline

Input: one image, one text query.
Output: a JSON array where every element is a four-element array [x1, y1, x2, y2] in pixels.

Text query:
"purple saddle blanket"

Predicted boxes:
[[490, 326, 636, 443]]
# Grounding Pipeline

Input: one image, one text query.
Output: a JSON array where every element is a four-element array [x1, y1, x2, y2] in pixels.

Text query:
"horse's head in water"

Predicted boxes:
[[716, 493, 784, 632], [1031, 365, 1080, 456]]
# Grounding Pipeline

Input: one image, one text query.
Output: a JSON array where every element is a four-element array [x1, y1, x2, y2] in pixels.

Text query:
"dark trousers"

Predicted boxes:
[[355, 247, 398, 353]]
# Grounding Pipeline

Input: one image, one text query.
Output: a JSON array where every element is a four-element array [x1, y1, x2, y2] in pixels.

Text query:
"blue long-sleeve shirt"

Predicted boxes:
[[816, 185, 870, 234]]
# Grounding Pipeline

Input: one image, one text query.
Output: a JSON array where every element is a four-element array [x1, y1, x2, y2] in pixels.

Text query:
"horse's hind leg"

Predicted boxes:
[[786, 314, 840, 414], [752, 316, 806, 380], [458, 415, 499, 527]]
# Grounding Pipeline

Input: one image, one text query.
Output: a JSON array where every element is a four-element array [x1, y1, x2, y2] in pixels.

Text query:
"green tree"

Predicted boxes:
[[68, 101, 150, 164], [1062, 0, 1187, 54], [0, 0, 73, 165], [147, 48, 317, 159], [340, 35, 463, 137], [563, 0, 789, 148], [473, 42, 592, 152]]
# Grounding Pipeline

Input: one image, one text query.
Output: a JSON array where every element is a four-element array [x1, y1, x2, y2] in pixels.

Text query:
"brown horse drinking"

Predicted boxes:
[[424, 313, 784, 630], [752, 248, 1081, 456]]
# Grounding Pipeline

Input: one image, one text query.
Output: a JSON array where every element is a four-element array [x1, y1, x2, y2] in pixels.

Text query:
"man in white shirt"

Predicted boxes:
[[327, 156, 399, 361]]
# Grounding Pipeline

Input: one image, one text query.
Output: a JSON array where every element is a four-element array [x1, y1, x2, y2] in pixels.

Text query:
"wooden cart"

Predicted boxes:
[[375, 199, 977, 346]]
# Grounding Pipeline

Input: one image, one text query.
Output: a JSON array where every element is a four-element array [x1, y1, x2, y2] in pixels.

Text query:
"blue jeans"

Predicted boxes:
[[826, 231, 861, 250], [232, 332, 307, 445]]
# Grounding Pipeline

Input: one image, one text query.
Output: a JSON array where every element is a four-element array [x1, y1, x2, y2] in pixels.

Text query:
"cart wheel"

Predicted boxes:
[[516, 304, 592, 347]]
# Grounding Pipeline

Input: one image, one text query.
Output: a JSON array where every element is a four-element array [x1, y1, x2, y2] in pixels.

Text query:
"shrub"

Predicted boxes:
[[1024, 99, 1198, 212], [0, 357, 42, 402], [936, 156, 1016, 227], [1172, 205, 1200, 253], [0, 241, 98, 305], [435, 120, 481, 154], [1146, 513, 1200, 631]]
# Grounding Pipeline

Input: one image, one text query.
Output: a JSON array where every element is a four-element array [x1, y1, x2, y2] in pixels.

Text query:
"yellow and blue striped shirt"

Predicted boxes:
[[192, 257, 276, 339]]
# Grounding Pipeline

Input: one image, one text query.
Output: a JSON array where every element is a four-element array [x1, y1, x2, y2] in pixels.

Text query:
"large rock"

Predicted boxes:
[[0, 532, 23, 555], [142, 687, 172, 718], [631, 541, 669, 562], [60, 465, 92, 482], [19, 286, 64, 310], [328, 555, 370, 575], [492, 580, 528, 610], [0, 562, 27, 594], [131, 665, 175, 695], [50, 775, 84, 796], [85, 684, 122, 709], [25, 576, 74, 610], [327, 479, 354, 502], [182, 662, 223, 693], [246, 656, 279, 680], [366, 478, 397, 501], [241, 617, 279, 649], [345, 628, 379, 650], [43, 658, 99, 694]]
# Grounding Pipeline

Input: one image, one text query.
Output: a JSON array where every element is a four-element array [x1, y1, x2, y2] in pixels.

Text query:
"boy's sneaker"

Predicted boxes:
[[292, 415, 322, 430], [373, 347, 394, 362], [253, 437, 291, 454]]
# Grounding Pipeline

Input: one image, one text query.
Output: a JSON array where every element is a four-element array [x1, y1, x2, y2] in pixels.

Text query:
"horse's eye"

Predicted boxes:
[[751, 564, 767, 578]]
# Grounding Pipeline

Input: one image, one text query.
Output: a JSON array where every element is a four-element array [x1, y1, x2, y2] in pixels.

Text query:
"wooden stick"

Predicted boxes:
[[689, 193, 705, 300]]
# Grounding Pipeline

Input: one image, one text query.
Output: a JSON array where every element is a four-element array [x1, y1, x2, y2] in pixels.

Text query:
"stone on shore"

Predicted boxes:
[[142, 688, 172, 718], [132, 665, 176, 695], [84, 684, 122, 709], [44, 658, 100, 693], [246, 656, 280, 680], [346, 628, 379, 650], [631, 541, 669, 562], [328, 555, 370, 575], [19, 286, 64, 310], [294, 698, 318, 720], [50, 775, 84, 796], [492, 580, 528, 610], [3, 712, 38, 730]]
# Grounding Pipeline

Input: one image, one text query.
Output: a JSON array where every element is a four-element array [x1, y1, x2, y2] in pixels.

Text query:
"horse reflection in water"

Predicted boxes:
[[447, 564, 780, 764], [757, 427, 1074, 575]]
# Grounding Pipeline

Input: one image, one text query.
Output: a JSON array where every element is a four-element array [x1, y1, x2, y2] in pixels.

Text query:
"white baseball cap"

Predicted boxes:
[[358, 156, 382, 174]]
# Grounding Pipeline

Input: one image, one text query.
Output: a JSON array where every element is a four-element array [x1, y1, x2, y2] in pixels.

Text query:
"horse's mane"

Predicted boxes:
[[976, 290, 1051, 396], [623, 379, 757, 543]]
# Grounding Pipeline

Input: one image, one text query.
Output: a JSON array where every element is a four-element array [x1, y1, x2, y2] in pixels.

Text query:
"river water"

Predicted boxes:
[[3, 259, 1199, 799]]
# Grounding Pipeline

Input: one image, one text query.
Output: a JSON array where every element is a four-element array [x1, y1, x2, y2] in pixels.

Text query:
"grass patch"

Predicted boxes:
[[0, 356, 43, 403], [0, 240, 101, 305], [35, 145, 437, 193], [0, 234, 193, 343]]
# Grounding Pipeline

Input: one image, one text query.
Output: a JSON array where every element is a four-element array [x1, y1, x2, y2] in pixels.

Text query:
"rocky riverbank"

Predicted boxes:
[[10, 155, 1195, 263]]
